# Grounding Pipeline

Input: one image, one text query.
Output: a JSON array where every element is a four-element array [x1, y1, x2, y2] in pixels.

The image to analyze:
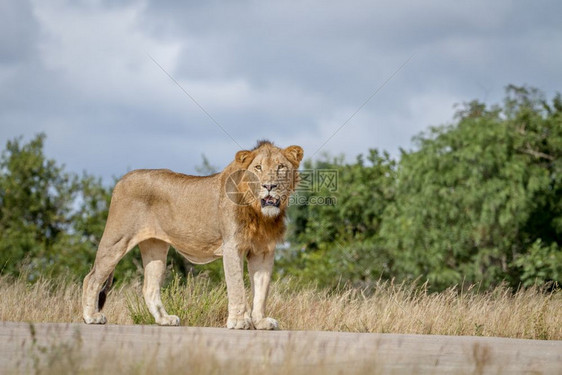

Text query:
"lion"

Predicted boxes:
[[82, 140, 303, 330]]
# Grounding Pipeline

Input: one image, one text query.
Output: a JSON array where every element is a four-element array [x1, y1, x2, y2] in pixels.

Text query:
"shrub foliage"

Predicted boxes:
[[1, 86, 561, 290]]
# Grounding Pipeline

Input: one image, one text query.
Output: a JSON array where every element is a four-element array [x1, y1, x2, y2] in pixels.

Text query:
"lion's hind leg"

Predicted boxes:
[[139, 239, 180, 326], [83, 236, 129, 324]]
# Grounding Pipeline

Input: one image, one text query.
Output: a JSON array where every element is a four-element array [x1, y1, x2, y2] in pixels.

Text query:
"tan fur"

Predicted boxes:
[[82, 141, 303, 329]]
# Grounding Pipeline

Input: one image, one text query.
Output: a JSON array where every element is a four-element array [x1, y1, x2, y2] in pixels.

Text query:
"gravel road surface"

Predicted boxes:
[[1, 321, 561, 374]]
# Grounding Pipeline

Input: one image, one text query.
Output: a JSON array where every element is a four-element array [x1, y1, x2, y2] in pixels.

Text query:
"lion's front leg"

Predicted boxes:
[[223, 244, 252, 329], [248, 250, 278, 330]]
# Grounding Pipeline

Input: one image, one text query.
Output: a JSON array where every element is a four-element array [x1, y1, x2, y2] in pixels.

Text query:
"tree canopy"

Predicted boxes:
[[1, 86, 560, 290], [284, 86, 562, 289]]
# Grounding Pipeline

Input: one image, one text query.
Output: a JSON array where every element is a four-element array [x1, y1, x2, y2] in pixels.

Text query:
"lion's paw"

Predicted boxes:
[[253, 317, 279, 330], [83, 312, 107, 325], [227, 316, 253, 330], [157, 315, 180, 326]]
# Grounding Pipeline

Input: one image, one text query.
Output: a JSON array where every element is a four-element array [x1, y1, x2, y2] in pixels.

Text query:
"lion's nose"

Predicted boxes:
[[262, 184, 277, 192]]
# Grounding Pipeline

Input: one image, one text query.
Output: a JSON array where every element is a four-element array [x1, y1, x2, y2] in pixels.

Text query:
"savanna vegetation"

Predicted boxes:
[[283, 85, 562, 290], [1, 85, 561, 337], [1, 273, 560, 340]]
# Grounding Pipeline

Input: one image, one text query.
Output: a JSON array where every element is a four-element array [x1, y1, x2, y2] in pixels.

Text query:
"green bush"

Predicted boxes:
[[2, 85, 561, 291]]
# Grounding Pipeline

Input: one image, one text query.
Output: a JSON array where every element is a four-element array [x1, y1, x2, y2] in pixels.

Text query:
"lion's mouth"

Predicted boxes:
[[261, 196, 280, 208]]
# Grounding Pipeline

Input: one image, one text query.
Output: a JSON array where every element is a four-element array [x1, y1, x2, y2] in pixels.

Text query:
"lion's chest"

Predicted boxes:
[[238, 217, 286, 254]]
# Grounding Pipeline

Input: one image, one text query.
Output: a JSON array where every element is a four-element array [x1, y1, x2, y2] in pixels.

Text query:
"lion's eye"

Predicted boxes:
[[254, 165, 262, 172]]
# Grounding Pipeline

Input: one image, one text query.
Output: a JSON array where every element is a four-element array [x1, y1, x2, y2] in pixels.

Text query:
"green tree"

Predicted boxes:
[[281, 150, 397, 286], [3, 86, 560, 291], [0, 134, 77, 277], [0, 134, 118, 279], [380, 86, 562, 289]]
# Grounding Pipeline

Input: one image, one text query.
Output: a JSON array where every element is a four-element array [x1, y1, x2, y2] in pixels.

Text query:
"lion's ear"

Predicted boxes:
[[235, 150, 253, 165], [284, 145, 304, 167]]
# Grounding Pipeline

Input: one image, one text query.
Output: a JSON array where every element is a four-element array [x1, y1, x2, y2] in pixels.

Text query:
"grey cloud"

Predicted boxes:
[[0, 1, 39, 64], [1, 0, 561, 182]]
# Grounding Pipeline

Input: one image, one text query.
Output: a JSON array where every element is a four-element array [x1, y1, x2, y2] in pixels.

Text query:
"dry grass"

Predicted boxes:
[[1, 273, 561, 340], [0, 275, 134, 325], [270, 281, 562, 340]]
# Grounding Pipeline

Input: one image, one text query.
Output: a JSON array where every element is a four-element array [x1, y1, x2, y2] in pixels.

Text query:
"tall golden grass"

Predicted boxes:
[[1, 273, 560, 340]]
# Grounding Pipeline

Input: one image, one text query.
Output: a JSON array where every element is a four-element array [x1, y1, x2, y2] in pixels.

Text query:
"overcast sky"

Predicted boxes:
[[1, 0, 561, 182]]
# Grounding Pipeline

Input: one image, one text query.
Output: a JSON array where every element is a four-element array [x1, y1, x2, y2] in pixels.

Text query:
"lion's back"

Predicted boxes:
[[114, 169, 219, 200]]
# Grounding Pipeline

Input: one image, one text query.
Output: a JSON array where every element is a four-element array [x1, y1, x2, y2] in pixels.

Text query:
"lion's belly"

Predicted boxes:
[[169, 236, 223, 265], [181, 252, 221, 265]]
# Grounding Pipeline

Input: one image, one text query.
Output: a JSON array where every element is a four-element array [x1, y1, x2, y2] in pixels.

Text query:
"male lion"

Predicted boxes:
[[82, 140, 303, 330]]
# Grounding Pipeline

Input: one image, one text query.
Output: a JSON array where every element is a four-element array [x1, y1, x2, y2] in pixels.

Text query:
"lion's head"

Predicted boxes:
[[227, 140, 303, 218]]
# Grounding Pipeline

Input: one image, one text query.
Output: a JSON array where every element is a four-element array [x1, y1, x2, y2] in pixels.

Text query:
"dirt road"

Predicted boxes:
[[1, 321, 561, 374]]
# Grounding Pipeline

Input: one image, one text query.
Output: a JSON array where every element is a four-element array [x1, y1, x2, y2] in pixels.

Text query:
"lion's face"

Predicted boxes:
[[233, 142, 303, 218], [248, 150, 296, 217]]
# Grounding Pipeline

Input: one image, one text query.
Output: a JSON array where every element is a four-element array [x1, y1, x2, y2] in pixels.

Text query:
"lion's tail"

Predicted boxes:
[[98, 271, 114, 311]]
